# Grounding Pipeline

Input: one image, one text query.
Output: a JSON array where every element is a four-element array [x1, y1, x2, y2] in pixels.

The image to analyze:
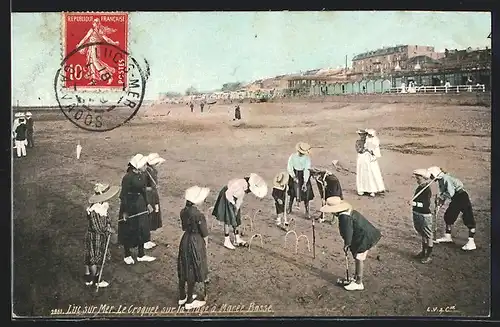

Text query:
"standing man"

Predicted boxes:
[[287, 142, 315, 218], [428, 166, 477, 251], [25, 112, 34, 148], [190, 102, 194, 113], [200, 102, 205, 113], [14, 114, 28, 158]]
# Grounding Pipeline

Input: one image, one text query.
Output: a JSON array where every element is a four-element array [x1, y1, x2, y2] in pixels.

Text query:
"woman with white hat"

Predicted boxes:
[[143, 153, 166, 250], [287, 142, 315, 218], [83, 183, 120, 288], [272, 171, 291, 228], [118, 154, 156, 265], [177, 185, 210, 310], [355, 129, 385, 197], [427, 166, 476, 251], [320, 197, 382, 291], [212, 173, 268, 250]]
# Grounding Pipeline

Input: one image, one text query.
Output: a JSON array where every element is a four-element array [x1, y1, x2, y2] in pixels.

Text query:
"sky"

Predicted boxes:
[[11, 11, 491, 106]]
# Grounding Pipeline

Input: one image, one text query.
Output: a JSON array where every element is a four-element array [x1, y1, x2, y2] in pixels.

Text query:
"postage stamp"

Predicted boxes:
[[55, 12, 147, 132], [61, 12, 129, 90], [54, 41, 147, 132]]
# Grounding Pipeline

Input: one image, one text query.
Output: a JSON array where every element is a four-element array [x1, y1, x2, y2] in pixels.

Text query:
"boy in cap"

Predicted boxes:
[[428, 166, 476, 251], [14, 113, 28, 158], [320, 196, 381, 291], [272, 171, 291, 228], [411, 169, 434, 263]]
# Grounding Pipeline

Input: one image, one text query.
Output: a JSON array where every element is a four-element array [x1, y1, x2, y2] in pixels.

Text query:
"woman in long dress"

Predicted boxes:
[[178, 186, 210, 310], [212, 173, 267, 250], [118, 154, 156, 265], [356, 129, 385, 197], [83, 182, 119, 288], [144, 153, 166, 250]]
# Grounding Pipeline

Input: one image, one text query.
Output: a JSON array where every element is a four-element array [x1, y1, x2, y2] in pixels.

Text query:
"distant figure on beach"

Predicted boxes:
[[190, 102, 194, 113], [200, 102, 205, 113], [234, 105, 241, 121]]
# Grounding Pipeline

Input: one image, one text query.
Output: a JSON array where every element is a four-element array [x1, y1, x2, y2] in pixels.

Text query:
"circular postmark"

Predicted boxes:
[[54, 42, 147, 132]]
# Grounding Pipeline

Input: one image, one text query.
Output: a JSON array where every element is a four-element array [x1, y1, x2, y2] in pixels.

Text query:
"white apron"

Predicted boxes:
[[356, 137, 385, 194]]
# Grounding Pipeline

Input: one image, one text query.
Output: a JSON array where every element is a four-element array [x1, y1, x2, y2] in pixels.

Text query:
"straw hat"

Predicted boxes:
[[413, 168, 431, 179], [248, 173, 268, 198], [273, 171, 289, 190], [14, 112, 21, 118], [129, 154, 148, 169], [26, 112, 32, 117], [320, 196, 352, 213], [365, 129, 376, 136], [185, 185, 210, 205], [147, 153, 166, 166], [295, 142, 311, 155], [89, 183, 120, 204], [18, 112, 26, 118], [356, 129, 368, 134], [427, 166, 444, 179]]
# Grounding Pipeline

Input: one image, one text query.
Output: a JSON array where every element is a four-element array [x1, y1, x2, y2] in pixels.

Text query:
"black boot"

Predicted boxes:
[[304, 201, 310, 219], [415, 242, 426, 259], [421, 246, 433, 264]]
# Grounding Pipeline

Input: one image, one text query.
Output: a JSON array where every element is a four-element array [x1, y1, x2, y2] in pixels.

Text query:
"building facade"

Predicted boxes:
[[352, 45, 445, 74]]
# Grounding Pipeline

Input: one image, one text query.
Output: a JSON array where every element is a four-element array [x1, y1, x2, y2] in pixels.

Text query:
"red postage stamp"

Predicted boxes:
[[62, 12, 129, 90]]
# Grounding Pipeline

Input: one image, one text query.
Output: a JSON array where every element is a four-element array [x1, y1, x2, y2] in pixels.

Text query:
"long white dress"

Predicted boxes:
[[356, 136, 385, 194]]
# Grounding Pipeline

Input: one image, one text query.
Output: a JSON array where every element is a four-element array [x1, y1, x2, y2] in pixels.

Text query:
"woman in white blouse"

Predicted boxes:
[[286, 142, 315, 218], [211, 173, 267, 250]]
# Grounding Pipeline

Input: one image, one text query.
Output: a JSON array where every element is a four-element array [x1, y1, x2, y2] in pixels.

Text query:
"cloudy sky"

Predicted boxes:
[[12, 11, 491, 106]]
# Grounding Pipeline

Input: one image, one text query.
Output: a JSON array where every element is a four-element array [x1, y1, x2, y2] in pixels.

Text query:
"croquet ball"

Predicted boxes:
[[322, 251, 325, 255], [376, 255, 381, 261]]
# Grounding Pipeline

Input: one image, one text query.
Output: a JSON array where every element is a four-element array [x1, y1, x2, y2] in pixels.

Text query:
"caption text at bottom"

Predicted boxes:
[[50, 303, 274, 316]]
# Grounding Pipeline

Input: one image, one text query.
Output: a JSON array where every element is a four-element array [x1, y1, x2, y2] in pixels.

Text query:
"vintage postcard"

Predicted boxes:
[[11, 11, 491, 318]]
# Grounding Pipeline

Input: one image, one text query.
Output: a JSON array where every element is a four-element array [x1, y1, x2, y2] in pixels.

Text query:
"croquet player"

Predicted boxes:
[[212, 173, 268, 250], [310, 167, 343, 223], [272, 171, 291, 228], [144, 153, 166, 250], [84, 182, 119, 288], [118, 154, 156, 265], [26, 111, 34, 148], [411, 169, 434, 264], [428, 166, 476, 251], [287, 142, 315, 218], [178, 185, 210, 310], [14, 113, 28, 158], [320, 196, 382, 291]]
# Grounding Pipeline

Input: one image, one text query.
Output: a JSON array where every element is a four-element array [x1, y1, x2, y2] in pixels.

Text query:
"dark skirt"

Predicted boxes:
[[147, 189, 162, 231], [272, 188, 286, 214], [84, 231, 110, 266], [177, 232, 208, 283], [212, 186, 242, 227], [118, 194, 151, 248], [288, 170, 314, 202]]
